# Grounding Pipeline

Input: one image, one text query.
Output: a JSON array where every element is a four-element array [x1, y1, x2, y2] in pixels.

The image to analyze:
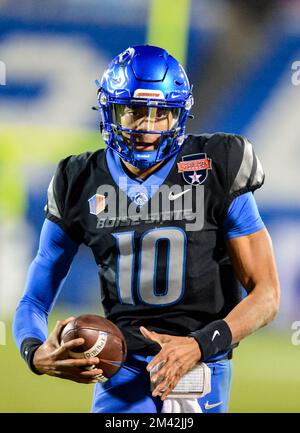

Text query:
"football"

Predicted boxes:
[[60, 314, 127, 382]]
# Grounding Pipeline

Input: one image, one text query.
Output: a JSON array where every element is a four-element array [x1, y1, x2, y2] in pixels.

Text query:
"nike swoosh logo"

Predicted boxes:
[[168, 189, 190, 201], [205, 401, 223, 410], [212, 330, 220, 341]]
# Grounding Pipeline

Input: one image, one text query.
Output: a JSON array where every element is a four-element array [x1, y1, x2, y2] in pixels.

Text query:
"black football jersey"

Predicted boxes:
[[45, 133, 264, 355]]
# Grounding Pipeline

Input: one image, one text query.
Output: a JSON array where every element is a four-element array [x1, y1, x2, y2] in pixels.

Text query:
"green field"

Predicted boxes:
[[1, 312, 299, 413], [229, 329, 300, 412]]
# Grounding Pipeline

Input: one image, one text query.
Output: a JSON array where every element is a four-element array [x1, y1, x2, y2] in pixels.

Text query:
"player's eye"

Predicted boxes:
[[124, 106, 148, 118], [122, 106, 133, 115], [156, 108, 169, 119], [135, 107, 148, 118]]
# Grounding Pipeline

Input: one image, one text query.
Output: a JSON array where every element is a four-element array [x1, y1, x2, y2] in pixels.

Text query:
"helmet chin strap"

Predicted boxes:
[[129, 133, 160, 169], [132, 152, 161, 170], [129, 157, 157, 170]]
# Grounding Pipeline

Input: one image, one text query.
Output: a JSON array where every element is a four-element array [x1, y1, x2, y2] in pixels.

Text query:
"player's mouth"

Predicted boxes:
[[122, 133, 160, 151], [134, 143, 156, 151]]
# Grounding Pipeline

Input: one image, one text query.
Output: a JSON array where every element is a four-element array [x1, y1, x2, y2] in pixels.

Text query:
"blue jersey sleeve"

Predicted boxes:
[[12, 219, 79, 349], [223, 192, 265, 239]]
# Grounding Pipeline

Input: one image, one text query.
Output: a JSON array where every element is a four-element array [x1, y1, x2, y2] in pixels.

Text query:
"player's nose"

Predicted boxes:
[[135, 116, 150, 131]]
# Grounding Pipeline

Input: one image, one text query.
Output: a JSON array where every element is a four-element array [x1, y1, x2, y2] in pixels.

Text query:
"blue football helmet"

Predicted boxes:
[[96, 45, 193, 170]]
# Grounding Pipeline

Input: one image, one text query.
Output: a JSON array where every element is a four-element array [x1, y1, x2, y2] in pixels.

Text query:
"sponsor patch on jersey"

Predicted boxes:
[[177, 153, 211, 185], [88, 194, 106, 215]]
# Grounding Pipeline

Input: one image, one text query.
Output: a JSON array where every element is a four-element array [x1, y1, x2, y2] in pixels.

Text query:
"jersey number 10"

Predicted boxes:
[[113, 227, 187, 307]]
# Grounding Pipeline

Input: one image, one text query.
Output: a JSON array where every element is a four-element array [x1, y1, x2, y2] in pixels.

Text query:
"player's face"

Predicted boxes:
[[113, 105, 180, 151]]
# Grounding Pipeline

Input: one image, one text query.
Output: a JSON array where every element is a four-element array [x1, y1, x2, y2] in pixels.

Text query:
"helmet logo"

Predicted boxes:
[[170, 93, 182, 99], [117, 47, 135, 65], [133, 89, 164, 99]]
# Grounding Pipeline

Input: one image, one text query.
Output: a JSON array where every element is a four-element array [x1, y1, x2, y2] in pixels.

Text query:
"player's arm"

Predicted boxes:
[[12, 219, 102, 383], [220, 189, 280, 343], [224, 227, 280, 343], [189, 192, 280, 356]]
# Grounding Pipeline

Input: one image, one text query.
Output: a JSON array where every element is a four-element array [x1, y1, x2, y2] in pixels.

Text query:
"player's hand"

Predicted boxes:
[[140, 326, 201, 400], [32, 317, 103, 384]]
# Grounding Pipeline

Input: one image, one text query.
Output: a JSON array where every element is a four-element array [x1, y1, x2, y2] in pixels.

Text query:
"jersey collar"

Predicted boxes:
[[105, 148, 178, 206]]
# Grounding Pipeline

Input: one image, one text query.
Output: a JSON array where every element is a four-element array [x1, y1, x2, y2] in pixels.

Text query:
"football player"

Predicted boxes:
[[13, 45, 280, 413]]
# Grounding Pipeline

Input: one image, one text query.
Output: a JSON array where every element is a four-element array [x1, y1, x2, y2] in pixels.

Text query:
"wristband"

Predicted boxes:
[[188, 320, 232, 361], [20, 337, 44, 375]]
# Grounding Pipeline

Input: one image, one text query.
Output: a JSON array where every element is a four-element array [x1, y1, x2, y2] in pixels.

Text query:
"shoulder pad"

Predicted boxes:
[[228, 135, 264, 196], [202, 133, 264, 197], [45, 150, 103, 220]]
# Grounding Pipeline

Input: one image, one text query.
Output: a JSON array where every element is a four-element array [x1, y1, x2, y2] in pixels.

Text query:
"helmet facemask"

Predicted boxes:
[[108, 103, 182, 169]]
